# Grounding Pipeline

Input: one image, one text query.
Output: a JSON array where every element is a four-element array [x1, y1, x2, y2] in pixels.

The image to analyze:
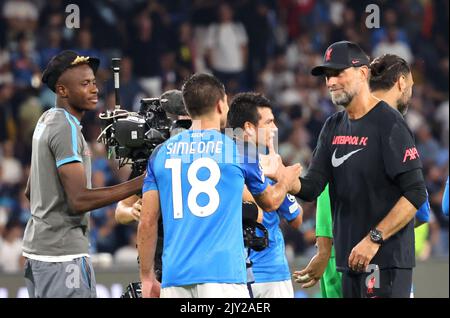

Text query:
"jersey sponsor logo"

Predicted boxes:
[[286, 194, 299, 214], [403, 147, 419, 163], [331, 148, 363, 167], [332, 135, 368, 146]]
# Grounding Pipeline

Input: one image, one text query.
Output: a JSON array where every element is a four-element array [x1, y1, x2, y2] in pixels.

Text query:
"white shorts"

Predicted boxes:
[[251, 280, 294, 298], [161, 283, 250, 298]]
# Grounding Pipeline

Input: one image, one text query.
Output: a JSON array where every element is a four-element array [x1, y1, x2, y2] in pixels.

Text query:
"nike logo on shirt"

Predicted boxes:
[[331, 148, 363, 167]]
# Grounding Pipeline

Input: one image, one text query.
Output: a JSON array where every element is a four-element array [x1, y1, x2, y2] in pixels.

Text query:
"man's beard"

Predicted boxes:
[[397, 91, 410, 116], [397, 100, 409, 116], [330, 90, 355, 107]]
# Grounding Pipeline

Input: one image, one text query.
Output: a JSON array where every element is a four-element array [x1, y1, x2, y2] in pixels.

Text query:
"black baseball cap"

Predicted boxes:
[[311, 41, 370, 76], [42, 50, 100, 92]]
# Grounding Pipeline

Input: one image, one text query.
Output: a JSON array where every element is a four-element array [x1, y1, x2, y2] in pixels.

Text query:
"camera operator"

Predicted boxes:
[[115, 89, 188, 297]]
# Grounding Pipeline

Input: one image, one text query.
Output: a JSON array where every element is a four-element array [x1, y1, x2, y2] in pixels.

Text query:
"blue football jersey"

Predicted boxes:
[[143, 130, 270, 288], [249, 179, 301, 283]]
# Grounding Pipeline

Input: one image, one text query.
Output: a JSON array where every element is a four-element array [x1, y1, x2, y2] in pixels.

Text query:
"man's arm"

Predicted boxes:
[[349, 169, 427, 271], [288, 213, 303, 229], [376, 196, 418, 240], [115, 195, 141, 224], [294, 187, 332, 288], [253, 164, 302, 211], [242, 186, 263, 223], [138, 189, 160, 298], [58, 162, 144, 214]]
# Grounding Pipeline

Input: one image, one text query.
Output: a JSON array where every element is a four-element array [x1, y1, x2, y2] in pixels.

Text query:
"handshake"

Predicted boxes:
[[259, 142, 302, 195]]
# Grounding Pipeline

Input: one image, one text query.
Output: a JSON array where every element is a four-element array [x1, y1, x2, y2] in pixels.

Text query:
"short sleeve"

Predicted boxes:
[[415, 194, 431, 222], [315, 185, 333, 238], [142, 145, 162, 193], [278, 194, 301, 222], [237, 141, 270, 196], [48, 115, 82, 168], [307, 116, 333, 181], [381, 116, 422, 179]]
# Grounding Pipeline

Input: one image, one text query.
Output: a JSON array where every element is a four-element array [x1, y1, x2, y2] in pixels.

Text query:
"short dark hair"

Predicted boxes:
[[369, 54, 411, 91], [181, 73, 225, 117], [228, 92, 273, 129]]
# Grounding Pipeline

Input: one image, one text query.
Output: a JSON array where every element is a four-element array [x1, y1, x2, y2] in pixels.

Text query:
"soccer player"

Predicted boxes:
[[228, 92, 303, 298], [295, 54, 431, 298], [293, 41, 427, 298], [138, 73, 301, 298], [22, 51, 144, 298]]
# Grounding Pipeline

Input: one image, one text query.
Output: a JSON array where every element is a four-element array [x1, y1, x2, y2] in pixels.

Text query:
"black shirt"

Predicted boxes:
[[300, 101, 422, 271]]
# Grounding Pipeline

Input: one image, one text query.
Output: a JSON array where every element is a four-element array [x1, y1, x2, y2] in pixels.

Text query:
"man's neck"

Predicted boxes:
[[345, 86, 381, 120], [372, 90, 397, 111], [55, 97, 84, 122], [189, 116, 221, 131]]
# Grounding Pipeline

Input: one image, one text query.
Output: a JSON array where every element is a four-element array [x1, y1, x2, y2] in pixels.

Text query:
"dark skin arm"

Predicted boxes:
[[58, 162, 144, 214], [288, 212, 303, 229], [293, 236, 332, 288]]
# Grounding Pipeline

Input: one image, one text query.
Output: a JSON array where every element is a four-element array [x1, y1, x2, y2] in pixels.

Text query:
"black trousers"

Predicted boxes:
[[341, 268, 412, 298]]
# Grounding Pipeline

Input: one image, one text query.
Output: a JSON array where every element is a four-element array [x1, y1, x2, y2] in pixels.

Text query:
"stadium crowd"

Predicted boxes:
[[0, 0, 448, 273]]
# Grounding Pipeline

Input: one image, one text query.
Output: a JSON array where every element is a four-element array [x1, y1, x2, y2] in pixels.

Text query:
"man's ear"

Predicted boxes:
[[55, 83, 67, 98], [360, 65, 370, 81], [244, 122, 256, 136], [216, 98, 225, 114], [397, 75, 407, 93]]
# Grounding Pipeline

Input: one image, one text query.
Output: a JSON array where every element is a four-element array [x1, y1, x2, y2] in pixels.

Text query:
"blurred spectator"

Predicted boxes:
[[416, 124, 444, 168], [0, 220, 24, 273], [0, 80, 16, 142], [2, 0, 39, 46], [176, 22, 196, 76], [38, 28, 63, 70], [372, 26, 414, 63], [279, 125, 312, 168], [205, 2, 248, 93], [1, 141, 22, 186], [126, 11, 164, 97], [9, 33, 41, 89]]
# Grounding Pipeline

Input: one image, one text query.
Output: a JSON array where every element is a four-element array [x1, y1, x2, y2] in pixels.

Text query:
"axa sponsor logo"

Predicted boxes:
[[403, 147, 419, 163]]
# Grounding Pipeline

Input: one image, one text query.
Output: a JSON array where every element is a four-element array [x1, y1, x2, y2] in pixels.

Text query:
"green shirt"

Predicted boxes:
[[315, 184, 335, 258]]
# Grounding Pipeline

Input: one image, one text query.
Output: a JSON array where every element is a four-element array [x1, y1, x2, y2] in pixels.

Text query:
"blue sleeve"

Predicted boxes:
[[415, 197, 431, 223], [237, 141, 269, 195], [142, 146, 162, 193], [242, 158, 270, 196], [443, 177, 449, 216], [277, 194, 301, 222]]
